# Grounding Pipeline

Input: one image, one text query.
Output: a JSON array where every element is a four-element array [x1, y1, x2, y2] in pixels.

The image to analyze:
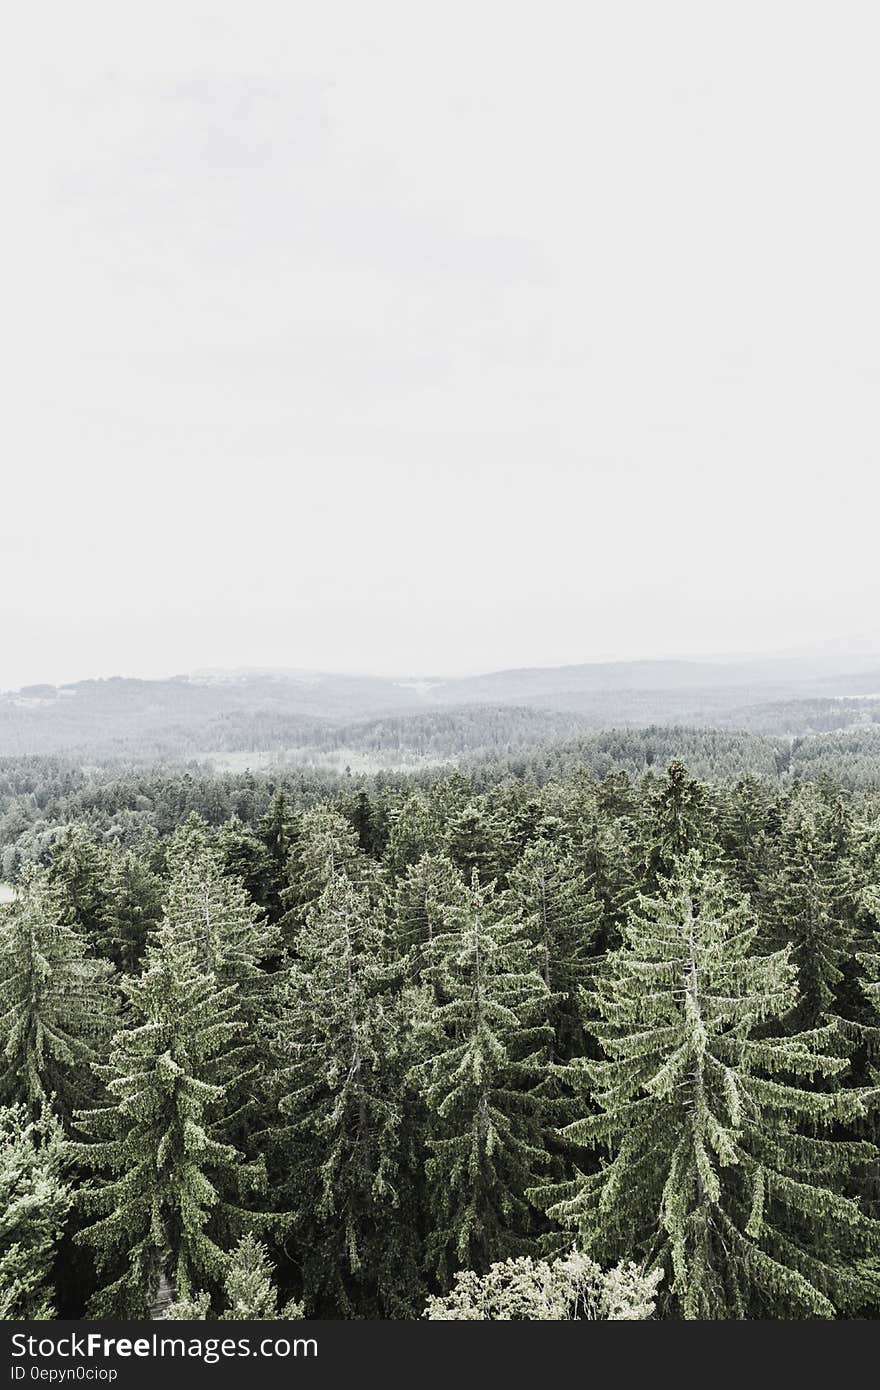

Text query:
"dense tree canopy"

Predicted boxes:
[[538, 855, 880, 1317], [2, 749, 880, 1320]]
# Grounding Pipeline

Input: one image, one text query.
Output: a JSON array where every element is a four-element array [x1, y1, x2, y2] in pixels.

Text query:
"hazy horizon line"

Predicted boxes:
[[5, 640, 880, 697]]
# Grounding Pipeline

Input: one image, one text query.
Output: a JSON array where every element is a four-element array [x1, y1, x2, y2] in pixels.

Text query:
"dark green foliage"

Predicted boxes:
[[539, 856, 880, 1318], [216, 820, 279, 919], [384, 793, 444, 876], [410, 872, 551, 1285], [857, 881, 880, 1077], [71, 918, 266, 1317], [163, 1234, 304, 1320], [0, 1104, 71, 1318], [859, 897, 880, 1019], [718, 774, 778, 898], [4, 747, 880, 1320], [766, 786, 857, 1030], [391, 851, 466, 967], [443, 798, 509, 884], [46, 827, 163, 972], [156, 823, 283, 1156], [0, 869, 116, 1119], [642, 761, 718, 887], [279, 805, 369, 942], [274, 865, 414, 1316], [161, 820, 281, 988], [506, 838, 601, 1060]]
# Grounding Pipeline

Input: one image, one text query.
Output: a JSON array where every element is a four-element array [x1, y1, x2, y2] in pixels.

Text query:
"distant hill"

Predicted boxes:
[[2, 656, 880, 764]]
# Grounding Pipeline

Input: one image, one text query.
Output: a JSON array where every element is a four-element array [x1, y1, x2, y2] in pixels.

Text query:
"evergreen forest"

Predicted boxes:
[[2, 742, 880, 1321]]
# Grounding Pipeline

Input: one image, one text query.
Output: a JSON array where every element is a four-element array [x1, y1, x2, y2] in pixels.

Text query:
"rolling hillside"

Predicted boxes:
[[2, 654, 880, 763]]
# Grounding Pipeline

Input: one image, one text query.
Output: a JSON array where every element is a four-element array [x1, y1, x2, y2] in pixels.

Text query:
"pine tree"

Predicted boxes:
[[846, 815, 880, 1049], [71, 925, 265, 1317], [538, 855, 880, 1318], [767, 786, 856, 1030], [0, 868, 116, 1119], [47, 829, 162, 972], [254, 790, 295, 921], [594, 770, 640, 823], [162, 1234, 304, 1320], [159, 826, 282, 1148], [718, 775, 778, 899], [642, 761, 718, 889], [443, 798, 508, 884], [506, 837, 601, 1061], [567, 786, 638, 951], [224, 1233, 303, 1319], [105, 850, 164, 972], [857, 883, 880, 1065], [45, 828, 109, 949], [160, 824, 281, 990], [410, 871, 551, 1285], [384, 793, 443, 877], [274, 865, 412, 1316], [279, 806, 369, 944], [261, 790, 293, 875], [345, 787, 387, 857], [0, 1103, 70, 1318], [391, 850, 466, 970], [216, 819, 278, 922]]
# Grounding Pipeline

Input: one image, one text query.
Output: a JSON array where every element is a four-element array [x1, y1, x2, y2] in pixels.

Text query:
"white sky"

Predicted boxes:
[[3, 2, 880, 688]]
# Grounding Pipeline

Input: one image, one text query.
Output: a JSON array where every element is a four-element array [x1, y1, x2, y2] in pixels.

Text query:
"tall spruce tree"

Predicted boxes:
[[566, 781, 638, 951], [384, 793, 443, 877], [391, 850, 466, 970], [506, 837, 601, 1061], [159, 824, 282, 1148], [0, 869, 116, 1119], [843, 814, 880, 1053], [0, 1103, 70, 1318], [279, 806, 370, 944], [642, 761, 718, 889], [161, 823, 281, 991], [163, 1234, 304, 1320], [274, 865, 413, 1316], [443, 798, 508, 884], [857, 884, 880, 1069], [766, 787, 856, 1031], [216, 819, 279, 923], [253, 790, 296, 922], [48, 829, 163, 972], [410, 871, 551, 1285], [103, 850, 164, 972], [45, 828, 109, 950], [223, 1233, 303, 1319], [718, 775, 778, 900], [538, 854, 880, 1318], [72, 922, 265, 1317]]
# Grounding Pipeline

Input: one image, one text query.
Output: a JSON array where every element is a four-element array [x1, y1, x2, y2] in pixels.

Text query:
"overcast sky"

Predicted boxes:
[[3, 2, 880, 689]]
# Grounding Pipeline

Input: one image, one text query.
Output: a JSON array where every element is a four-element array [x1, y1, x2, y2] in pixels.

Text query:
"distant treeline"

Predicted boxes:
[[7, 724, 880, 879]]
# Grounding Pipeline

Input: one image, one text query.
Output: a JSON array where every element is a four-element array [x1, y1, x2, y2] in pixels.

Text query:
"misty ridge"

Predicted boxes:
[[4, 651, 880, 772]]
